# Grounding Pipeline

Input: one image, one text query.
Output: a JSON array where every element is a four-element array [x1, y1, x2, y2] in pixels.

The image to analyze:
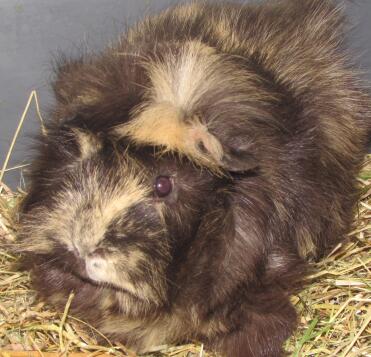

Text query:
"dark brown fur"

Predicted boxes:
[[15, 1, 370, 356]]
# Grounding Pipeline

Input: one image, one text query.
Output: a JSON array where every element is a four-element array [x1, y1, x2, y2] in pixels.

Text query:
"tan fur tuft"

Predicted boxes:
[[72, 128, 102, 160], [115, 103, 223, 168]]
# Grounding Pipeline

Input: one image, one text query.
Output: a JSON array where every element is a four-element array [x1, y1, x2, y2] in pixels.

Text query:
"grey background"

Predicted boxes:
[[0, 0, 370, 189]]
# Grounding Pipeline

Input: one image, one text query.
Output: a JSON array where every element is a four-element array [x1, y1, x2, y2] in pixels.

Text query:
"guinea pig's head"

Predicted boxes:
[[18, 117, 230, 305], [16, 40, 296, 309]]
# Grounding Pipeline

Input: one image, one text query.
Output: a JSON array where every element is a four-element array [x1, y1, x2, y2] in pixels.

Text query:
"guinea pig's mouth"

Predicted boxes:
[[71, 263, 141, 298], [68, 256, 149, 301], [45, 247, 156, 302], [55, 250, 109, 285]]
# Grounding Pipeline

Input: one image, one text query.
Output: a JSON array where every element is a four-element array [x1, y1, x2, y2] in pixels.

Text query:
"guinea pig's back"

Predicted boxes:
[[122, 0, 370, 258]]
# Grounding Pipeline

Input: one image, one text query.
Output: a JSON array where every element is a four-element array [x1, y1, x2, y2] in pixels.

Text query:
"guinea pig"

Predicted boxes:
[[15, 0, 370, 356]]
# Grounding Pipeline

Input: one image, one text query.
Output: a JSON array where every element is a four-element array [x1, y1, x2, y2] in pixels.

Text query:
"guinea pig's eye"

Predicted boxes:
[[154, 176, 173, 198]]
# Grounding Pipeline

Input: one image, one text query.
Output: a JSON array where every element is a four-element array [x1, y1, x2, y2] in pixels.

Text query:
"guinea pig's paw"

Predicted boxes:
[[210, 303, 297, 357]]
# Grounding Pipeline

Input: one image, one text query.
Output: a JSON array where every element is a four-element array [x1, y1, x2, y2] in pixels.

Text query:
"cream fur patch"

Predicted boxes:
[[147, 41, 217, 111], [60, 168, 149, 256], [19, 164, 149, 257]]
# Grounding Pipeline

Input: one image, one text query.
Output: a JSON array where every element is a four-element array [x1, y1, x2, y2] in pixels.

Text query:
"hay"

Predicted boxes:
[[0, 92, 369, 356]]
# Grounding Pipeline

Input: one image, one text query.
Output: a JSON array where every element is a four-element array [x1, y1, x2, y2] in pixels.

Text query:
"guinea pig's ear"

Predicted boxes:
[[221, 147, 258, 173], [52, 56, 101, 108], [219, 136, 259, 173]]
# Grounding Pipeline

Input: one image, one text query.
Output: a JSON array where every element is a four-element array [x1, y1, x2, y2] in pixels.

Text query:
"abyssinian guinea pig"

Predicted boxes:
[[16, 0, 370, 356]]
